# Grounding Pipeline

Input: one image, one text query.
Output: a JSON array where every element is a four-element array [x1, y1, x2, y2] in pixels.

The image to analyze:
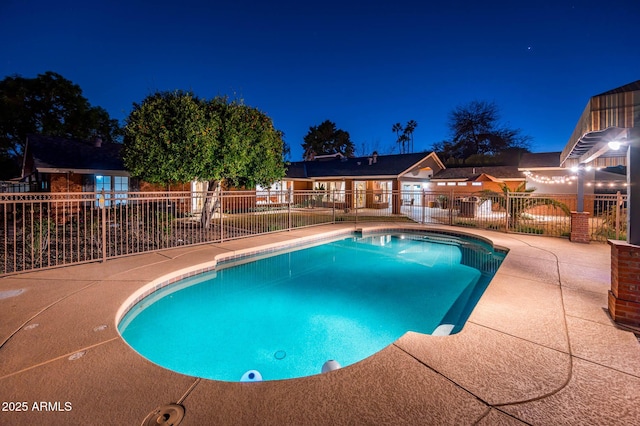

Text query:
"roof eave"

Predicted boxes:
[[35, 167, 130, 176]]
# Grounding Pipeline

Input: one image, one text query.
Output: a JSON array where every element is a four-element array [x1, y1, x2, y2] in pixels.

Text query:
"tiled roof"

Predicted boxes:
[[519, 152, 561, 169], [432, 165, 523, 180], [25, 134, 125, 172], [285, 152, 436, 179]]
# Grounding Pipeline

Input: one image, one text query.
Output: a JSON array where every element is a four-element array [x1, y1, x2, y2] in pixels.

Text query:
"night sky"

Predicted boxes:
[[2, 0, 639, 160]]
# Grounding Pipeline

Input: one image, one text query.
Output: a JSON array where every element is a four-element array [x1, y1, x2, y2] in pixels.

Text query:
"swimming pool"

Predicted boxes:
[[118, 231, 505, 382]]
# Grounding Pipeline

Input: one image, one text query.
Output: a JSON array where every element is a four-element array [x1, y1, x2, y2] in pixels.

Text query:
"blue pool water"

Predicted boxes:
[[118, 232, 505, 382]]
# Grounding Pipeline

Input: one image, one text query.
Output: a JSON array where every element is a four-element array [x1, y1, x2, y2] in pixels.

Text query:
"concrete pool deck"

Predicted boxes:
[[1, 223, 639, 425]]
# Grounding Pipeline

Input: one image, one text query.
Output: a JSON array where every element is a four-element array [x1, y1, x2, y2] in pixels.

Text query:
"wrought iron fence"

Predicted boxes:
[[0, 189, 627, 276]]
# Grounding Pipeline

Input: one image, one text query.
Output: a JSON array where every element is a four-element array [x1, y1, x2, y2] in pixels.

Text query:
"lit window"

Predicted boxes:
[[447, 182, 456, 186], [437, 182, 446, 186], [457, 182, 467, 186], [95, 175, 129, 206], [471, 182, 482, 186]]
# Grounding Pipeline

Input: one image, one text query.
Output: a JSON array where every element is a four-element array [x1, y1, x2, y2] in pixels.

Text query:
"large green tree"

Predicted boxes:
[[433, 100, 530, 163], [302, 120, 355, 159], [0, 71, 122, 178], [123, 91, 286, 227]]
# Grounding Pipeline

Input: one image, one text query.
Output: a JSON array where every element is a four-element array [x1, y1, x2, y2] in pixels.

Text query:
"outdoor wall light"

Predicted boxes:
[[608, 141, 622, 150]]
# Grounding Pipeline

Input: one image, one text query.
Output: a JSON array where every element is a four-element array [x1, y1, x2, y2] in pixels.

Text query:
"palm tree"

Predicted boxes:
[[392, 122, 403, 153], [481, 182, 571, 230], [404, 120, 418, 153]]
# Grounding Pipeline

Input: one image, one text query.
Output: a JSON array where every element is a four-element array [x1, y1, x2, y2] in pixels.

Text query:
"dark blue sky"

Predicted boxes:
[[2, 0, 639, 160]]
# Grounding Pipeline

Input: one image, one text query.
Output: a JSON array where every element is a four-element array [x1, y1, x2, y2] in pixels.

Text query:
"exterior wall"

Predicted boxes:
[[50, 173, 83, 192], [425, 180, 525, 194], [137, 181, 191, 192], [292, 181, 313, 190]]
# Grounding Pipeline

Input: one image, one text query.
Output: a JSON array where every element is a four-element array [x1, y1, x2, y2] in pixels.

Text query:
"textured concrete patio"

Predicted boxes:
[[1, 223, 639, 425]]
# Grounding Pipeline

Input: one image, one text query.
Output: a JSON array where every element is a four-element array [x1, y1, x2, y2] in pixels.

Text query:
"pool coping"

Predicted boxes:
[[1, 223, 639, 425]]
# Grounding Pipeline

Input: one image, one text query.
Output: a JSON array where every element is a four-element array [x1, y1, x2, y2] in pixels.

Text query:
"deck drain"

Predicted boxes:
[[68, 351, 85, 361], [23, 323, 39, 330], [93, 325, 108, 332], [274, 350, 286, 360], [142, 403, 185, 426]]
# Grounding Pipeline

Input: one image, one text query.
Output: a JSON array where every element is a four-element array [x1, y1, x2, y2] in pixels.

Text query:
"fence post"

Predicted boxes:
[[219, 187, 224, 242], [616, 191, 622, 240], [332, 189, 336, 224], [421, 190, 426, 224], [100, 189, 106, 262], [288, 188, 292, 230], [505, 192, 511, 232], [355, 189, 358, 226], [448, 189, 454, 225]]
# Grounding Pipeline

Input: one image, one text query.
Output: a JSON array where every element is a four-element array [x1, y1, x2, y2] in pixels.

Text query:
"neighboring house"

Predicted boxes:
[[427, 165, 525, 193], [283, 151, 445, 212], [20, 134, 195, 220], [21, 134, 132, 196]]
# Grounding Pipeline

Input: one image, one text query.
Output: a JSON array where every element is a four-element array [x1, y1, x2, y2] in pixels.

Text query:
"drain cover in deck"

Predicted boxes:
[[142, 403, 185, 426]]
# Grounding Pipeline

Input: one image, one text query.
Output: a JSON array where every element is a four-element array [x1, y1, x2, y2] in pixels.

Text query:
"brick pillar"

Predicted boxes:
[[570, 211, 590, 243], [608, 240, 640, 328]]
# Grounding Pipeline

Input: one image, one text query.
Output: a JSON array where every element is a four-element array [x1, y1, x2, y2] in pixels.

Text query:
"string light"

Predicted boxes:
[[523, 171, 576, 184], [523, 168, 623, 187]]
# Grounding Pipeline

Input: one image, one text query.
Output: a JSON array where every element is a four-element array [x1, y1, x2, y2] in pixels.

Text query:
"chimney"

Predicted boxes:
[[372, 151, 378, 163], [368, 157, 373, 165], [94, 136, 103, 148]]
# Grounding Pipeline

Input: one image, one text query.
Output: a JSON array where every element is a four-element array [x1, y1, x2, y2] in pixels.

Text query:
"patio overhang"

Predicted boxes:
[[560, 80, 640, 168], [560, 80, 639, 244]]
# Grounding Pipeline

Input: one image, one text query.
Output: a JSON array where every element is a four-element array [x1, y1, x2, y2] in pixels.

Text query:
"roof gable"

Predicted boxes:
[[285, 152, 444, 179]]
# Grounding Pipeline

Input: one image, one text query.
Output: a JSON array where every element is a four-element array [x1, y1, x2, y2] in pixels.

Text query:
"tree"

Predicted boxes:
[[123, 91, 286, 227], [436, 100, 530, 162], [404, 119, 418, 153], [302, 120, 355, 159], [392, 122, 403, 153], [391, 120, 418, 154], [0, 71, 122, 178]]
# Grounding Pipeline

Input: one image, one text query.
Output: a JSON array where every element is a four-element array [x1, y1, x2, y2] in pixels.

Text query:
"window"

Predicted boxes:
[[256, 181, 292, 204], [95, 175, 129, 206]]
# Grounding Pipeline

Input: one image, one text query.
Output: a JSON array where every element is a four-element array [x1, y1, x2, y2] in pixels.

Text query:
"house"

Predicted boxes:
[[427, 165, 525, 193], [20, 134, 196, 220], [283, 151, 445, 212], [21, 134, 132, 194]]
